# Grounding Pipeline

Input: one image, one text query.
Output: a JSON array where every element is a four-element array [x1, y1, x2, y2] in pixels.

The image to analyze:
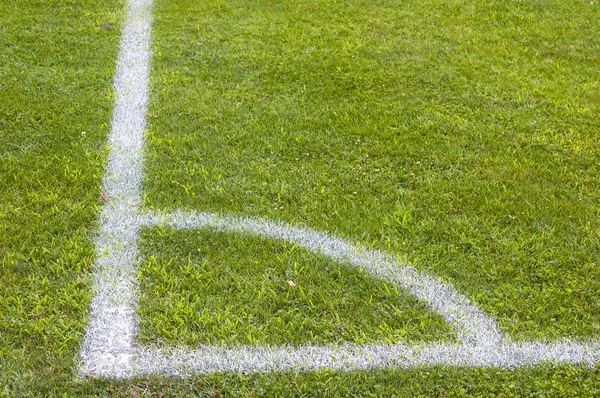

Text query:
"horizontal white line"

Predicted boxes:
[[127, 341, 600, 376]]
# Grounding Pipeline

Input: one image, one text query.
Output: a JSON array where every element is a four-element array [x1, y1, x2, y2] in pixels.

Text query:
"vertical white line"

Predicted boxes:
[[80, 0, 153, 377]]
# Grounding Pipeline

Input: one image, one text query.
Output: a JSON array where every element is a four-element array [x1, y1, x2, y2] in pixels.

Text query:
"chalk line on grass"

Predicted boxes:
[[132, 340, 600, 376], [142, 210, 504, 347], [79, 0, 599, 378], [79, 0, 152, 377]]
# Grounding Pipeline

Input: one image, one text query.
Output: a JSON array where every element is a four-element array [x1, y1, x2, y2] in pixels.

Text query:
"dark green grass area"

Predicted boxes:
[[12, 365, 600, 396], [0, 0, 123, 393], [144, 0, 600, 341], [137, 227, 453, 346], [82, 366, 600, 396]]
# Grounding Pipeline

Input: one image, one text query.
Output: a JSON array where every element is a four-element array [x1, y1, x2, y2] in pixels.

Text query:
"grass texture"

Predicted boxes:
[[143, 0, 600, 342], [2, 0, 600, 395], [0, 0, 123, 394], [137, 227, 453, 346]]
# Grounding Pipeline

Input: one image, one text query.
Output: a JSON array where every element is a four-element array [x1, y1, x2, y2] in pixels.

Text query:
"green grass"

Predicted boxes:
[[144, 0, 600, 341], [3, 0, 600, 395], [0, 0, 124, 394], [137, 227, 453, 346]]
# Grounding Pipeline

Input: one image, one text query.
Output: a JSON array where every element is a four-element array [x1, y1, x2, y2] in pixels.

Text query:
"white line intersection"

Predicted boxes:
[[79, 0, 600, 378]]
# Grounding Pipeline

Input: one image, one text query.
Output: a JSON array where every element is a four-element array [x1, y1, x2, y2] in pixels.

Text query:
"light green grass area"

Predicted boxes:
[[3, 0, 600, 395], [0, 0, 123, 394], [144, 0, 600, 342], [137, 227, 453, 346]]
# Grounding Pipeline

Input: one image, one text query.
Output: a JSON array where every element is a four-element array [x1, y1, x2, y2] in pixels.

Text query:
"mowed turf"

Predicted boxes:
[[0, 0, 123, 394], [143, 0, 600, 343], [137, 227, 453, 347], [2, 0, 600, 396]]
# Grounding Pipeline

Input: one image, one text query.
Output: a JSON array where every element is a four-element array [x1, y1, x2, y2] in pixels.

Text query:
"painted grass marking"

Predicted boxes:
[[143, 210, 504, 347], [79, 0, 152, 376], [132, 341, 600, 376], [79, 0, 600, 378]]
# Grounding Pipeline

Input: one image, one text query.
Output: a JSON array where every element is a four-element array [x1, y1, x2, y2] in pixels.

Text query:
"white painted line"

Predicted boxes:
[[132, 340, 600, 376], [79, 0, 599, 379], [79, 0, 153, 377]]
